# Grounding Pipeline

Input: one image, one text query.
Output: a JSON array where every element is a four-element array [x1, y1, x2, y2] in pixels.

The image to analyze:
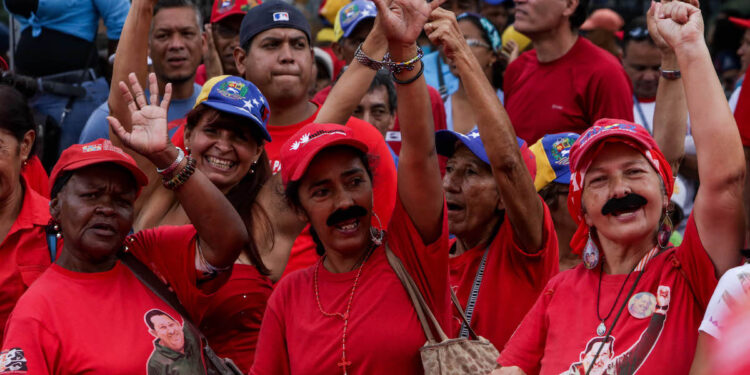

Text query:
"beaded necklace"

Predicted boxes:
[[313, 248, 374, 375]]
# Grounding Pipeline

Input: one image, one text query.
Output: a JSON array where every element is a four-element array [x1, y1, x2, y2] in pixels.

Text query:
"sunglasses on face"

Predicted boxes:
[[465, 38, 491, 49]]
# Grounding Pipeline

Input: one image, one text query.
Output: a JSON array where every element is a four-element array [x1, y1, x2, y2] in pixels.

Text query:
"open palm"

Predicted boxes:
[[108, 72, 172, 157], [372, 0, 443, 46]]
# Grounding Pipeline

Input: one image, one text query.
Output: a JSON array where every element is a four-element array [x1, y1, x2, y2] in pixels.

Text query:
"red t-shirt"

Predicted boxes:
[[250, 198, 451, 375], [498, 214, 717, 375], [1, 226, 218, 374], [449, 198, 559, 351], [311, 85, 447, 156], [504, 37, 634, 144], [734, 75, 750, 146], [195, 64, 208, 86], [0, 181, 51, 345], [267, 106, 398, 279], [200, 264, 273, 374], [20, 156, 49, 198]]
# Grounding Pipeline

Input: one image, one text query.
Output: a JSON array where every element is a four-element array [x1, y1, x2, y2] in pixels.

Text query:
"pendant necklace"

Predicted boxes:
[[594, 246, 660, 336], [595, 261, 635, 336], [314, 247, 374, 375]]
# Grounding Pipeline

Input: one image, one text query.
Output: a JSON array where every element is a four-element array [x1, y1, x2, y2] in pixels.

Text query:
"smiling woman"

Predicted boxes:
[[1, 76, 251, 373]]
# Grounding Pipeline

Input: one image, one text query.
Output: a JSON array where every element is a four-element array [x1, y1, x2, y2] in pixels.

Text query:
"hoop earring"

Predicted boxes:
[[370, 212, 384, 246], [582, 228, 599, 269]]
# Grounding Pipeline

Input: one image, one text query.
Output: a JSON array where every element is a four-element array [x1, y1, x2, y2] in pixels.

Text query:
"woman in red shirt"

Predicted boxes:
[[426, 8, 559, 350], [107, 1, 305, 371], [1, 76, 251, 374], [250, 0, 451, 374], [494, 2, 745, 374], [0, 85, 49, 346]]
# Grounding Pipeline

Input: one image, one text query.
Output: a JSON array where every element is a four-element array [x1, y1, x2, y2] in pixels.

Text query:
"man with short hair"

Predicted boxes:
[[234, 0, 397, 276], [352, 70, 397, 138], [79, 0, 204, 143], [197, 0, 260, 84], [504, 0, 633, 143], [144, 309, 203, 375], [621, 17, 661, 132]]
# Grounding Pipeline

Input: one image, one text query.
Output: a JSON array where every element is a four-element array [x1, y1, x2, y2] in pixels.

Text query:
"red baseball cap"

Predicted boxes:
[[567, 118, 673, 254], [50, 139, 149, 197], [211, 0, 262, 23], [729, 17, 750, 29], [280, 123, 368, 187]]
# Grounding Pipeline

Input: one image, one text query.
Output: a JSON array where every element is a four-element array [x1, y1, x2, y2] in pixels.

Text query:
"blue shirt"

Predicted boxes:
[[444, 88, 504, 132], [79, 83, 202, 143], [423, 50, 459, 97], [9, 0, 130, 41]]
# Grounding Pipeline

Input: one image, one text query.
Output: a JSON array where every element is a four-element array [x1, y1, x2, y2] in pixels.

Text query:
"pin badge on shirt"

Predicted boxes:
[[628, 292, 657, 319]]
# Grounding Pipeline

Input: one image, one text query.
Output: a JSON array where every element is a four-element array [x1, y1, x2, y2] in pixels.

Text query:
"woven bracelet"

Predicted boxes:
[[392, 60, 424, 85], [163, 156, 196, 190]]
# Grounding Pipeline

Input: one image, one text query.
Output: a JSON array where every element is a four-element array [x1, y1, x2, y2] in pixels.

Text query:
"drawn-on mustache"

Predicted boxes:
[[601, 194, 648, 216], [326, 206, 368, 227]]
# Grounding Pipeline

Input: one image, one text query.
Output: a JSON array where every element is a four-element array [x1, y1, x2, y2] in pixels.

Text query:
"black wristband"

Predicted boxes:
[[391, 60, 424, 85]]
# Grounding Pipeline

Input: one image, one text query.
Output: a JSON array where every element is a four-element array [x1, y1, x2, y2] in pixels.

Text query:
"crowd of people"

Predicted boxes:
[[0, 0, 749, 374]]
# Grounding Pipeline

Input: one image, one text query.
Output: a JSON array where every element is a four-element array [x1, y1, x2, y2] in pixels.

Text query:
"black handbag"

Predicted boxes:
[[118, 251, 243, 375]]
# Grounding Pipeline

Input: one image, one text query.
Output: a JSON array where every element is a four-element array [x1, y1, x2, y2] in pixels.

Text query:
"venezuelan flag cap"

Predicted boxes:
[[194, 75, 272, 142]]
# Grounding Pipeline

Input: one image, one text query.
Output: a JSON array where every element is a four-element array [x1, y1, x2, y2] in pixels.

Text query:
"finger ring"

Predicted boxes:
[[426, 23, 432, 29]]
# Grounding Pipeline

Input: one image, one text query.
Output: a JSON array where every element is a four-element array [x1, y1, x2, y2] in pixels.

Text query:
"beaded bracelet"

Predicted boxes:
[[156, 147, 185, 176], [163, 156, 196, 190], [385, 46, 424, 75], [392, 60, 424, 85]]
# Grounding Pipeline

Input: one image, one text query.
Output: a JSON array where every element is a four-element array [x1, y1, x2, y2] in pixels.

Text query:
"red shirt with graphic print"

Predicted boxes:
[[263, 106, 397, 279], [504, 37, 633, 144], [449, 198, 558, 351], [250, 198, 451, 375], [1, 226, 219, 374], [498, 214, 717, 374]]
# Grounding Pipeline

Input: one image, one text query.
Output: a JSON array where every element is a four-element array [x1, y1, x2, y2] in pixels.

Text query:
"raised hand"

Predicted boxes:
[[647, 0, 699, 53], [653, 0, 704, 53], [108, 72, 173, 158], [371, 0, 444, 47], [424, 7, 469, 62]]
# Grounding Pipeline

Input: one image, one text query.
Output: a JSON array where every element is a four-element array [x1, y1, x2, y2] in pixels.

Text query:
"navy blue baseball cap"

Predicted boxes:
[[435, 127, 536, 178], [194, 75, 272, 142], [239, 0, 312, 48]]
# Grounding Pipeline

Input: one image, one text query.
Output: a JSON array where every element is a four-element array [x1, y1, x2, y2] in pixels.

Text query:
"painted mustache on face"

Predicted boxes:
[[326, 206, 368, 227], [600, 193, 648, 216]]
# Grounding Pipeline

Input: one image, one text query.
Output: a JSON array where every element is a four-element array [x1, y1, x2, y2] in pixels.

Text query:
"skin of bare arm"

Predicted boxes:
[[372, 0, 446, 244], [425, 8, 544, 251], [655, 0, 745, 275]]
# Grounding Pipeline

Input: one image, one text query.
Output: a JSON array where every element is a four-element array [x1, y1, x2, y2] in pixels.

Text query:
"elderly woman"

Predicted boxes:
[[0, 85, 46, 345], [424, 8, 559, 350], [494, 2, 744, 374], [249, 0, 454, 373], [443, 12, 504, 134], [1, 76, 249, 373]]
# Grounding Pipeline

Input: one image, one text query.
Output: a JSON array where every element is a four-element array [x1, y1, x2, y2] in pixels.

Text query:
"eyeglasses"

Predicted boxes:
[[626, 26, 650, 41], [465, 38, 491, 49]]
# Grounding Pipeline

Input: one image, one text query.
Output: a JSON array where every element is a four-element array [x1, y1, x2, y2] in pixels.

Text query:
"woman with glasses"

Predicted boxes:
[[443, 12, 504, 134]]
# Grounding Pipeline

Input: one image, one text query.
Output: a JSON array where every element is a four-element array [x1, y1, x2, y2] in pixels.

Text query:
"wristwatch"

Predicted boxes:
[[659, 68, 681, 80]]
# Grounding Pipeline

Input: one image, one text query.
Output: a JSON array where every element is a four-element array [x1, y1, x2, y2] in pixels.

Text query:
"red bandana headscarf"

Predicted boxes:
[[567, 119, 674, 254]]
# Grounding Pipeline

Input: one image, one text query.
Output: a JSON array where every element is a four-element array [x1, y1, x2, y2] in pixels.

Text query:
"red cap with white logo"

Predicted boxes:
[[279, 123, 368, 186]]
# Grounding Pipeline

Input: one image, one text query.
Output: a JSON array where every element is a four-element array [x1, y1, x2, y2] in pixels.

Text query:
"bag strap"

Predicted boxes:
[[459, 247, 489, 338], [385, 246, 480, 342]]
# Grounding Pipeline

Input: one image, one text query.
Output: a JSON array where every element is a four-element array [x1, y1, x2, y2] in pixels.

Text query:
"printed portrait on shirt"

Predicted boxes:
[[0, 348, 27, 372], [143, 309, 204, 375], [563, 286, 672, 375]]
